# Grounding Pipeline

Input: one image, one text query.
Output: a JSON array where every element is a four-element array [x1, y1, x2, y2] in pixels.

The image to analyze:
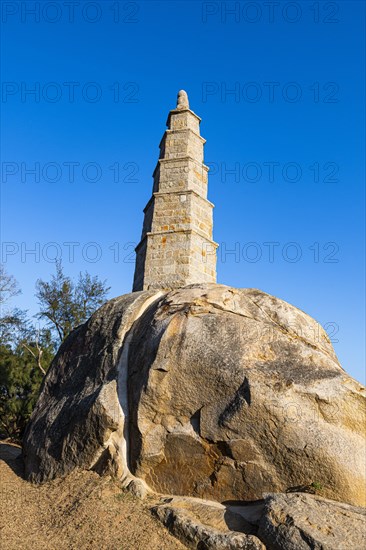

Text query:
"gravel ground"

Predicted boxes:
[[0, 441, 186, 550]]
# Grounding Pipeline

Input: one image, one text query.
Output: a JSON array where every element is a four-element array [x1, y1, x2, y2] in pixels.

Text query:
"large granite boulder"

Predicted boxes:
[[23, 284, 366, 508]]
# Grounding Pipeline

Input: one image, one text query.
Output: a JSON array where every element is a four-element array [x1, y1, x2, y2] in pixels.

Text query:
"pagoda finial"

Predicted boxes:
[[176, 89, 189, 110]]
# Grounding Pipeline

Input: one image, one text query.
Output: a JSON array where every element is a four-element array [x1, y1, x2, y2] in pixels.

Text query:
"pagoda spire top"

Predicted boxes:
[[176, 89, 189, 110]]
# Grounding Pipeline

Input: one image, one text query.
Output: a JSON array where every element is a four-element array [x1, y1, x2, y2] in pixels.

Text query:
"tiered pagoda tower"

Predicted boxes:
[[133, 90, 218, 291]]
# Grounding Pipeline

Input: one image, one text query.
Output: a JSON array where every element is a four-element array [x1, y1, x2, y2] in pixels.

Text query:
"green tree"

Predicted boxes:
[[0, 335, 54, 440], [0, 263, 110, 440], [35, 261, 110, 342]]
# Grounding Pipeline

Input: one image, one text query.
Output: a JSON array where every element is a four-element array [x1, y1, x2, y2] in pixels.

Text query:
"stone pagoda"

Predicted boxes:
[[133, 90, 218, 291]]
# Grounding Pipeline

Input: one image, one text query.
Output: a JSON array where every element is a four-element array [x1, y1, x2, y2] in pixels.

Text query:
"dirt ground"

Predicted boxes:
[[0, 441, 186, 550]]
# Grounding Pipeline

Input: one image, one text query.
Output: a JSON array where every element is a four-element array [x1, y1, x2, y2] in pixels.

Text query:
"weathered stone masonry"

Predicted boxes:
[[133, 90, 218, 291]]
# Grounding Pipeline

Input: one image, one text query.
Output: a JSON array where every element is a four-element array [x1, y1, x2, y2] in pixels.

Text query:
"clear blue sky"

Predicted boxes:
[[1, 1, 365, 383]]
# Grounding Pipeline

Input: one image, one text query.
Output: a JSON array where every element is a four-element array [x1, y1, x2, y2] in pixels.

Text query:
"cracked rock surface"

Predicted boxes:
[[23, 284, 366, 508]]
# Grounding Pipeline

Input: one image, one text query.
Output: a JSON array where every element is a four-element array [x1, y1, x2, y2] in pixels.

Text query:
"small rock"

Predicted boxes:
[[126, 478, 150, 500], [152, 499, 265, 550]]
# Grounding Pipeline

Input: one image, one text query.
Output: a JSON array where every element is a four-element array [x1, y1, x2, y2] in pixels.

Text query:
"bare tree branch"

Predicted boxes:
[[21, 343, 46, 376]]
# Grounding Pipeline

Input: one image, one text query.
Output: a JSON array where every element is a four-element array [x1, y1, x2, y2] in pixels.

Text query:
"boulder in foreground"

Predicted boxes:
[[152, 492, 366, 550], [23, 284, 366, 507]]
